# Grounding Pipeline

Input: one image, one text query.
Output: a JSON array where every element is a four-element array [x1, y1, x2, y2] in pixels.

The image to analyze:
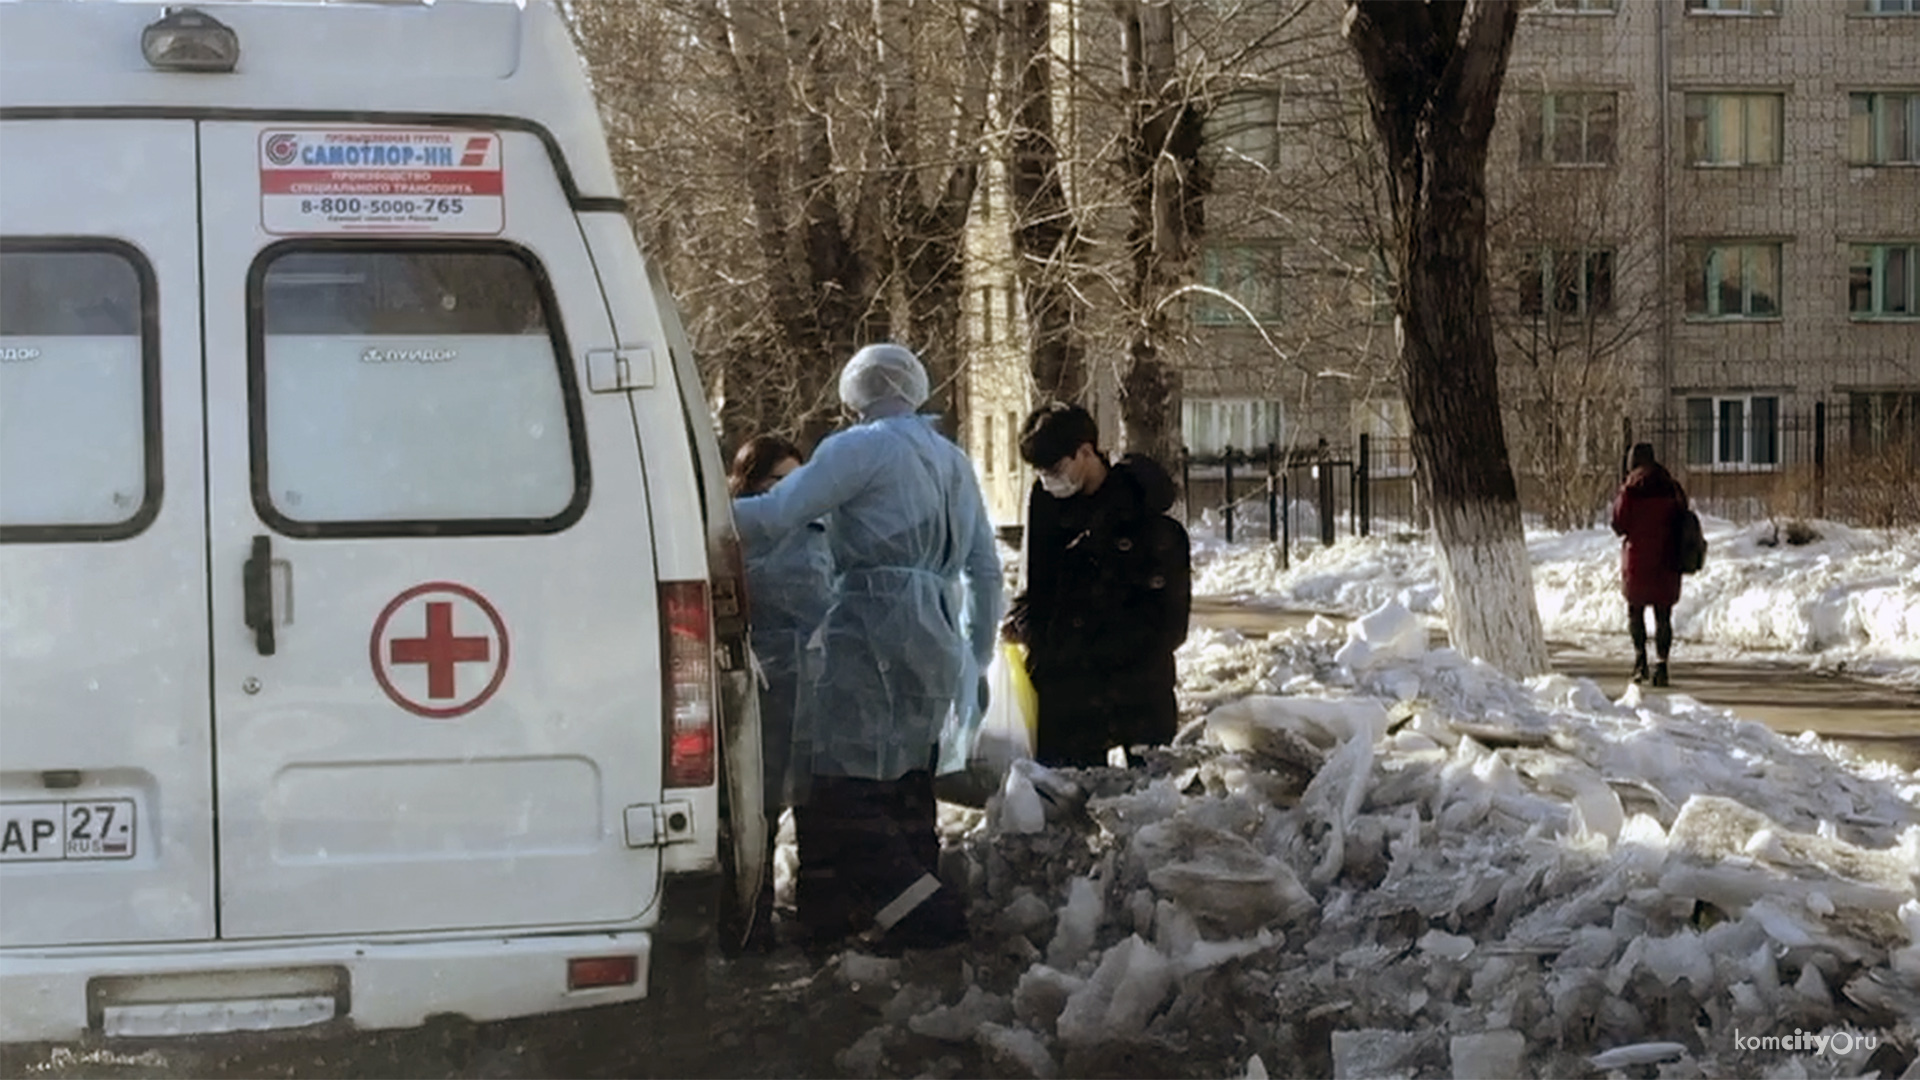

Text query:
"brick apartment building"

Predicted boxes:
[[963, 0, 1919, 527]]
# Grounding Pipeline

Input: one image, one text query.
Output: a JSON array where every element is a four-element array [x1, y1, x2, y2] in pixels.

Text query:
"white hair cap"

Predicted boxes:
[[838, 343, 930, 415]]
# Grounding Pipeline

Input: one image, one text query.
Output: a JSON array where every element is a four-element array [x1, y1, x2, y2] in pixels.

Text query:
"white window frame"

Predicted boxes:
[[1194, 244, 1283, 327], [1205, 91, 1281, 169], [1350, 250, 1395, 324], [1532, 0, 1618, 13], [1683, 93, 1784, 167], [1182, 398, 1285, 458], [1685, 241, 1783, 319], [1856, 0, 1918, 14], [1685, 394, 1781, 471], [1847, 92, 1920, 165], [1524, 92, 1618, 167], [1519, 247, 1616, 319], [1849, 243, 1918, 318], [1351, 398, 1413, 477], [1686, 0, 1780, 14]]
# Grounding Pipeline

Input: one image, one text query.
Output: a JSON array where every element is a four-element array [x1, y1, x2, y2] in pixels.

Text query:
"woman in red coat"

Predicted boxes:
[[1610, 443, 1689, 686]]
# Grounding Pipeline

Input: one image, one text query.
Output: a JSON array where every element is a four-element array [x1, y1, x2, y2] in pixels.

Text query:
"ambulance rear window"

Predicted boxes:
[[0, 243, 158, 541], [252, 245, 586, 535]]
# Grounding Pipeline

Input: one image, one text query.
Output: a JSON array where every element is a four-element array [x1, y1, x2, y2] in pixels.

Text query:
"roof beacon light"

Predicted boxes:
[[142, 7, 240, 73]]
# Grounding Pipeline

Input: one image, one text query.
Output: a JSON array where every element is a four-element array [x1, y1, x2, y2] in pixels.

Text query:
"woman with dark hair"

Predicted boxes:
[[728, 434, 833, 947], [1610, 442, 1689, 686]]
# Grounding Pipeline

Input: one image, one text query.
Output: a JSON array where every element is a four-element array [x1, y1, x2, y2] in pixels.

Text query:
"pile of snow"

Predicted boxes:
[[1194, 518, 1920, 684], [806, 602, 1920, 1079]]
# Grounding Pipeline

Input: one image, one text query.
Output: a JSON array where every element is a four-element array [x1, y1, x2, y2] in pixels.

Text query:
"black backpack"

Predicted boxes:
[[1674, 506, 1707, 575]]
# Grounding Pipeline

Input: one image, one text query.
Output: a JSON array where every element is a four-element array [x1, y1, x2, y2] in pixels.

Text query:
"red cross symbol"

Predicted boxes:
[[370, 583, 510, 719], [389, 601, 490, 700]]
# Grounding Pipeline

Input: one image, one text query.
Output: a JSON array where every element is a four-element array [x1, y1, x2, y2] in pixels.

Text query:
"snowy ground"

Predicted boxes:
[[795, 600, 1920, 1079], [9, 524, 1915, 1080], [1192, 517, 1920, 689]]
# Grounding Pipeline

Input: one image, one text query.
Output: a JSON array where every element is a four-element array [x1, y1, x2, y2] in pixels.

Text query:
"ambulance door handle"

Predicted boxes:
[[243, 535, 277, 656], [271, 558, 294, 626]]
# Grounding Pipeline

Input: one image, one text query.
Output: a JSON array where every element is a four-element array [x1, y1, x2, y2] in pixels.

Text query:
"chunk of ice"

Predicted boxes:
[[1418, 929, 1476, 962], [1330, 1029, 1424, 1080], [1000, 767, 1047, 835], [1046, 876, 1103, 969], [1449, 1030, 1525, 1080], [908, 986, 1010, 1042], [1793, 962, 1832, 1006], [1055, 935, 1173, 1049], [975, 1022, 1057, 1080], [1011, 964, 1083, 1031]]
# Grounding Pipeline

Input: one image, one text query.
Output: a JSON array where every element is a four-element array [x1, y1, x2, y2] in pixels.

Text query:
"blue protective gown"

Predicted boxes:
[[733, 415, 1002, 783], [738, 516, 834, 805]]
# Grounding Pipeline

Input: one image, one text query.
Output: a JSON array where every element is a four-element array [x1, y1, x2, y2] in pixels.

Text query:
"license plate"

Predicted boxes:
[[0, 799, 136, 861]]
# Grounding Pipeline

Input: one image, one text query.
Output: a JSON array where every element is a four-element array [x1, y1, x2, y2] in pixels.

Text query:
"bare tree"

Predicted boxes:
[[572, 0, 995, 446], [1344, 0, 1548, 677], [1003, 0, 1090, 404], [1111, 0, 1207, 469], [1490, 160, 1667, 530]]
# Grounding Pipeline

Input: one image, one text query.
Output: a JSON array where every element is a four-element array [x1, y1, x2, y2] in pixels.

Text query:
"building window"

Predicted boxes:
[[1205, 91, 1280, 169], [1194, 244, 1282, 326], [1847, 93, 1920, 165], [1533, 0, 1617, 12], [1521, 93, 1617, 166], [1686, 395, 1779, 468], [1683, 93, 1783, 166], [1182, 398, 1284, 456], [1684, 242, 1782, 318], [978, 286, 994, 346], [1854, 0, 1918, 13], [1849, 391, 1919, 459], [1351, 398, 1414, 476], [1518, 248, 1615, 318], [1685, 0, 1780, 14], [1850, 244, 1917, 317], [1350, 251, 1395, 324]]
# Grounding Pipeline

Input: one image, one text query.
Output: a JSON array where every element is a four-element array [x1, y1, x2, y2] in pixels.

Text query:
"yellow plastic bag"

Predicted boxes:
[[1001, 641, 1039, 749]]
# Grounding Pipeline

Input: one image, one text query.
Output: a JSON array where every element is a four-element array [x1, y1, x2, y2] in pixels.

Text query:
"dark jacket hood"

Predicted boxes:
[[1111, 454, 1177, 515]]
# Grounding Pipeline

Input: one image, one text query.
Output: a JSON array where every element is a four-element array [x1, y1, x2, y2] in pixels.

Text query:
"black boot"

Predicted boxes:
[[1631, 654, 1650, 684], [1651, 661, 1669, 688]]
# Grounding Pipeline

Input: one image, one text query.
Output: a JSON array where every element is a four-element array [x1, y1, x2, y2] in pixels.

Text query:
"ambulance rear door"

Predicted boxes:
[[197, 123, 666, 939], [0, 119, 217, 947]]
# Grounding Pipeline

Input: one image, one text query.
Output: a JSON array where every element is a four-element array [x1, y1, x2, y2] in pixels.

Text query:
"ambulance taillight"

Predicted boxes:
[[660, 581, 716, 788]]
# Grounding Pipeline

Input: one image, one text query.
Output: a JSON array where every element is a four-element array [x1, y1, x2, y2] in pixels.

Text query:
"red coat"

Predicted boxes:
[[1610, 465, 1688, 607]]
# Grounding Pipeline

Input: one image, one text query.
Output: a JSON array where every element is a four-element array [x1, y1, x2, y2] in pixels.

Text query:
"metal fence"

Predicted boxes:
[[1182, 400, 1920, 560], [1625, 401, 1920, 528], [1180, 436, 1421, 568]]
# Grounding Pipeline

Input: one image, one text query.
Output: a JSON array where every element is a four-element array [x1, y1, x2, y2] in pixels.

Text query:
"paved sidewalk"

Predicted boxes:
[[1191, 598, 1920, 771]]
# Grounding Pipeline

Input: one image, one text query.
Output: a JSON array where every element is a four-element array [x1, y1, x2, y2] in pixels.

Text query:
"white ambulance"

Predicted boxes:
[[0, 0, 765, 1043]]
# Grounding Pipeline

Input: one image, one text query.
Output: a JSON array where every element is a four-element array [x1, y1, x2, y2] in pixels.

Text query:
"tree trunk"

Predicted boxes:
[[1345, 0, 1548, 676], [1004, 0, 1087, 404], [883, 2, 996, 431], [1116, 0, 1206, 470]]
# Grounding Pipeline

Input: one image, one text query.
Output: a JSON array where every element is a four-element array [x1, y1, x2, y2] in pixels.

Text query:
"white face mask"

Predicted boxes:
[[1040, 471, 1081, 499]]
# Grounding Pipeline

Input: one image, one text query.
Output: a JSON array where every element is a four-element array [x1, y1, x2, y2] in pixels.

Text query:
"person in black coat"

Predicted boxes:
[[1003, 403, 1191, 768]]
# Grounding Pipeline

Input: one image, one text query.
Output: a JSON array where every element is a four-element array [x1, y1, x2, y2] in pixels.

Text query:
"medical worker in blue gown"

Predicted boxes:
[[728, 434, 834, 949], [731, 343, 1003, 952]]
